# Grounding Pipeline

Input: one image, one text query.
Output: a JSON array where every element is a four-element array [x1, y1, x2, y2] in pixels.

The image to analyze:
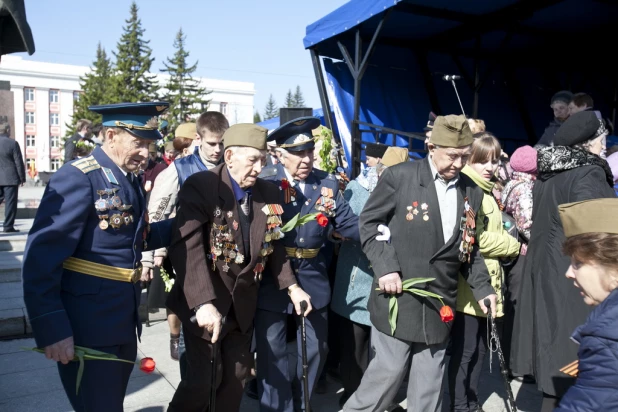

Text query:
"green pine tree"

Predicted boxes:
[[112, 1, 159, 102], [293, 85, 305, 107], [263, 94, 279, 120], [253, 111, 262, 123], [284, 89, 294, 108], [161, 28, 210, 135], [65, 42, 113, 138]]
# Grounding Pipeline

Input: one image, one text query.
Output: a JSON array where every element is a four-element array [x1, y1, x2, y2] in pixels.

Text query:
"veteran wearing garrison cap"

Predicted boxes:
[[256, 116, 360, 411], [22, 102, 174, 412], [165, 123, 311, 412], [344, 115, 496, 412]]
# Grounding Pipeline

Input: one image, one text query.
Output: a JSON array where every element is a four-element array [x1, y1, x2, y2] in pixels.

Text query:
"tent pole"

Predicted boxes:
[[473, 37, 481, 118], [352, 29, 362, 178]]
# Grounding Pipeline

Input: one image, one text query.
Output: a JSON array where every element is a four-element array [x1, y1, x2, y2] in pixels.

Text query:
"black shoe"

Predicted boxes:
[[170, 338, 179, 361], [245, 378, 258, 399], [314, 376, 328, 394], [522, 374, 536, 384], [3, 228, 19, 233], [339, 392, 351, 408]]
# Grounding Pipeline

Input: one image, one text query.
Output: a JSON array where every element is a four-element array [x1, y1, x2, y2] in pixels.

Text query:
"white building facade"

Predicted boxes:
[[0, 55, 255, 172]]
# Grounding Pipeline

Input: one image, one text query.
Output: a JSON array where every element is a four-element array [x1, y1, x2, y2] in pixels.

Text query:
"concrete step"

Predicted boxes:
[[0, 237, 26, 252], [0, 251, 22, 283], [0, 282, 29, 339]]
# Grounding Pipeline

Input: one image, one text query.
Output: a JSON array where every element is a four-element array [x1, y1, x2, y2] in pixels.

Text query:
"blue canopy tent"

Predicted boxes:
[[304, 0, 618, 177]]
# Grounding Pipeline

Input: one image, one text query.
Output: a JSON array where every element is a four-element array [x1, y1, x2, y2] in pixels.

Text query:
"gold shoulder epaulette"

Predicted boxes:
[[71, 156, 100, 174]]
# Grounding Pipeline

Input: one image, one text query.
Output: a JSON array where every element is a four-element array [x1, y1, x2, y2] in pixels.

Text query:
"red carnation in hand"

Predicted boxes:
[[140, 357, 156, 373], [440, 306, 454, 323], [316, 213, 329, 227], [281, 179, 290, 190]]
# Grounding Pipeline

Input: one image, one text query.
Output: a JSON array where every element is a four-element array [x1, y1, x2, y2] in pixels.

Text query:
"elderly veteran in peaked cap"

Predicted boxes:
[[166, 123, 311, 412], [344, 114, 495, 412], [551, 199, 618, 411], [256, 116, 360, 411], [22, 102, 175, 412]]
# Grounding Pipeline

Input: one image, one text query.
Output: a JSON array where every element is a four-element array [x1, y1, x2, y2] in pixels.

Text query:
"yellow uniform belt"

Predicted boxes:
[[63, 257, 141, 283], [285, 247, 320, 259]]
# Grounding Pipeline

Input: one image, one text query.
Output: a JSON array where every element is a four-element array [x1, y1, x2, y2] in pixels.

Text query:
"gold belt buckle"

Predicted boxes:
[[295, 249, 303, 259], [131, 265, 142, 283]]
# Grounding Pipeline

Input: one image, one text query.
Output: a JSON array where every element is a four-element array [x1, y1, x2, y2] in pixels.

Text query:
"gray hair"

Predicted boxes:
[[0, 122, 9, 135]]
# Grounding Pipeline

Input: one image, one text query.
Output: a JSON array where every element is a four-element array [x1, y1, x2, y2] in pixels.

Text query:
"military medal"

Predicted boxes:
[[265, 232, 272, 242], [95, 190, 108, 212], [214, 207, 222, 218], [222, 262, 230, 272], [459, 197, 477, 263], [235, 254, 244, 264], [227, 211, 233, 218], [233, 220, 239, 231], [109, 214, 123, 229], [99, 219, 109, 230], [423, 215, 429, 221]]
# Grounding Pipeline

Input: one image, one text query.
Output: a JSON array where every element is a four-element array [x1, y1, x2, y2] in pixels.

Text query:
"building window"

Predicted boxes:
[[50, 135, 60, 148], [24, 88, 35, 101], [50, 113, 59, 126], [73, 91, 81, 101], [26, 158, 36, 171], [49, 90, 59, 103], [25, 112, 35, 124], [26, 135, 36, 147], [220, 102, 228, 115], [51, 159, 62, 171]]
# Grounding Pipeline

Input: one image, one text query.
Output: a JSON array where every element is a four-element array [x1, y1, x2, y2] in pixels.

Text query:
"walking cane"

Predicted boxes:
[[484, 299, 518, 412], [299, 301, 311, 412], [190, 314, 226, 412]]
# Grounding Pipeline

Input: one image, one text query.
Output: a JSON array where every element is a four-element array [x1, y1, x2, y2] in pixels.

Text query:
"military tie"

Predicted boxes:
[[240, 192, 250, 216]]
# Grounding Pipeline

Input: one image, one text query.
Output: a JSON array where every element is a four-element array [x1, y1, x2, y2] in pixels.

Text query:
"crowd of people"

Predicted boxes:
[[18, 91, 618, 412]]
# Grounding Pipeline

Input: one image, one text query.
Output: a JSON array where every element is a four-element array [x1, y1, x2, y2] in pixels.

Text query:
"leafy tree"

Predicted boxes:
[[284, 89, 294, 108], [253, 111, 262, 123], [65, 43, 113, 138], [293, 85, 306, 107], [161, 28, 210, 135], [112, 1, 158, 102], [263, 94, 279, 120]]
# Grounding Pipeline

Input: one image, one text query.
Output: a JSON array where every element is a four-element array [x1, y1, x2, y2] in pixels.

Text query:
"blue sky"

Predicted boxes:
[[17, 0, 348, 118]]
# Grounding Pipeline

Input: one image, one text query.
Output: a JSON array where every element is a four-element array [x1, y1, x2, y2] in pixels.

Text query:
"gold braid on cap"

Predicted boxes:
[[114, 117, 159, 131], [279, 134, 316, 149]]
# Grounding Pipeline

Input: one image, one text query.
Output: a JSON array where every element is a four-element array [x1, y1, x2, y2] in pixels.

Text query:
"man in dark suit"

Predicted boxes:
[[257, 117, 360, 412], [0, 121, 26, 232], [63, 119, 92, 163], [22, 102, 174, 412], [166, 123, 312, 412], [343, 115, 497, 412]]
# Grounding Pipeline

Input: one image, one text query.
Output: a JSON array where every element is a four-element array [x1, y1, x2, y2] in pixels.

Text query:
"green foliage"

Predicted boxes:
[[253, 111, 262, 123], [112, 1, 159, 103], [293, 85, 305, 107], [284, 89, 294, 108], [263, 94, 279, 120], [317, 127, 337, 173], [161, 28, 210, 135], [280, 212, 319, 233]]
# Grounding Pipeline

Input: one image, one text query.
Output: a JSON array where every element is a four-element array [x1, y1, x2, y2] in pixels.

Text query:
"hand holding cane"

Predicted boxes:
[[484, 299, 518, 412]]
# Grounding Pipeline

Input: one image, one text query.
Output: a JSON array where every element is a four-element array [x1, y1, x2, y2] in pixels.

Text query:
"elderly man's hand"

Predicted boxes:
[[140, 267, 153, 282], [379, 272, 402, 295], [196, 303, 223, 343], [44, 336, 75, 365], [479, 294, 497, 318]]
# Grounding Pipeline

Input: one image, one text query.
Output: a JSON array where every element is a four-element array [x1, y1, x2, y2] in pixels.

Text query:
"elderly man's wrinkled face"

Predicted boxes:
[[225, 147, 266, 189], [281, 149, 314, 181], [428, 143, 471, 181], [552, 101, 570, 122], [104, 129, 150, 173]]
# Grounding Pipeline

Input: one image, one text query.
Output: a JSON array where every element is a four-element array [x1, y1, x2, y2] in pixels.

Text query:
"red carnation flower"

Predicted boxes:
[[281, 179, 290, 190], [440, 306, 454, 323], [316, 213, 329, 228], [140, 357, 156, 373]]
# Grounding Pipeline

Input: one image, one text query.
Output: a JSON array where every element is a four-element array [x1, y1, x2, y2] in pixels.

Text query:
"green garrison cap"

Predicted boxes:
[[223, 124, 269, 150], [429, 115, 473, 148], [88, 102, 170, 141], [559, 198, 618, 238]]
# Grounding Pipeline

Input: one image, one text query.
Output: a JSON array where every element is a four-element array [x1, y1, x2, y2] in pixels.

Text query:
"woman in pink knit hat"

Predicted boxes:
[[500, 144, 538, 379]]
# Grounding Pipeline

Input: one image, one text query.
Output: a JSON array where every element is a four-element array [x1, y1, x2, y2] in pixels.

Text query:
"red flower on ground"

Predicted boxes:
[[440, 306, 454, 323], [281, 179, 290, 190], [140, 357, 156, 373], [316, 213, 329, 227]]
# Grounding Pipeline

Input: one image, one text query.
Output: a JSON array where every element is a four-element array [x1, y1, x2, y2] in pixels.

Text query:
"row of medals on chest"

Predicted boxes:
[[209, 210, 284, 273], [94, 188, 133, 230]]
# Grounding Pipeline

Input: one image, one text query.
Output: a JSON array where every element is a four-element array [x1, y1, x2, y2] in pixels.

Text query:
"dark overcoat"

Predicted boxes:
[[360, 157, 493, 345]]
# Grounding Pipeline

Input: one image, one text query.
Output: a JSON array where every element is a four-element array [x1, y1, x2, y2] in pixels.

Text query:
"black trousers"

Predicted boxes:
[[57, 339, 137, 412], [541, 393, 561, 412], [168, 319, 252, 412], [339, 316, 371, 397], [448, 312, 488, 412], [0, 185, 18, 230]]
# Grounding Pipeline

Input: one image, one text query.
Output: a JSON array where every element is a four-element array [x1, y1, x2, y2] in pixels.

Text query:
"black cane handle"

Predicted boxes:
[[484, 298, 491, 310], [300, 300, 308, 317]]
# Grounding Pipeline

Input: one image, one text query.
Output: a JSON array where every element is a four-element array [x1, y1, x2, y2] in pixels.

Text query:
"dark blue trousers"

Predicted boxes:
[[255, 307, 328, 412], [0, 185, 18, 230], [57, 339, 137, 412]]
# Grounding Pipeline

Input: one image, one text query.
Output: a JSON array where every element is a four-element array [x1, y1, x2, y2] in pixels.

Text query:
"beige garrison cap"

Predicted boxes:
[[559, 198, 618, 237], [429, 115, 473, 148], [175, 122, 198, 139], [223, 124, 268, 150], [381, 147, 409, 167]]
